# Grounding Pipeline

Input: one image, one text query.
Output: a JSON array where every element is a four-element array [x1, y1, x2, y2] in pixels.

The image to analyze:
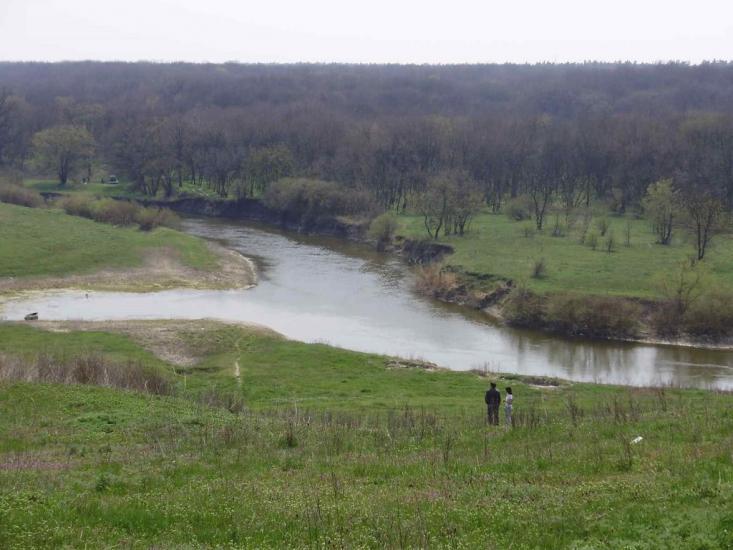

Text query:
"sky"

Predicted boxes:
[[1, 0, 732, 64]]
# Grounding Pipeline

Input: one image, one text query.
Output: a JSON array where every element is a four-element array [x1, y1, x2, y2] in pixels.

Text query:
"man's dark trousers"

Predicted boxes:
[[485, 387, 501, 425]]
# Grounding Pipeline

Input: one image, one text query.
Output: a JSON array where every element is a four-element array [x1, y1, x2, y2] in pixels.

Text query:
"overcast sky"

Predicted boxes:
[[1, 0, 732, 64]]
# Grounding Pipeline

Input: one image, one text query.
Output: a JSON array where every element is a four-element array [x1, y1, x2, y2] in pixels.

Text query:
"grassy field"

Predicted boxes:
[[25, 178, 222, 201], [1, 322, 732, 548], [0, 201, 217, 280], [398, 211, 733, 299], [24, 177, 733, 300], [24, 178, 138, 198]]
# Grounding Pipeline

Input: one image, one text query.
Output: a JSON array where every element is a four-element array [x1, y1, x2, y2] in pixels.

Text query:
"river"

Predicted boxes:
[[2, 217, 733, 389]]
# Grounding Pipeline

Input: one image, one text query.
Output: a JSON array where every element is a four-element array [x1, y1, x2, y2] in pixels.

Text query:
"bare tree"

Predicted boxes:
[[418, 175, 451, 240], [685, 192, 726, 261]]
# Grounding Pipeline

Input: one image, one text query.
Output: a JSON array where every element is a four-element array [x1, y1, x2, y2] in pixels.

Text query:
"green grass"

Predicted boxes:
[[0, 201, 217, 280], [0, 324, 169, 370], [24, 178, 139, 198], [0, 322, 732, 548], [25, 178, 223, 201], [398, 210, 733, 299]]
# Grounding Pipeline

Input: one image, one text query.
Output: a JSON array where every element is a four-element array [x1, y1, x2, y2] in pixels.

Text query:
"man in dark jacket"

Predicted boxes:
[[485, 382, 501, 425]]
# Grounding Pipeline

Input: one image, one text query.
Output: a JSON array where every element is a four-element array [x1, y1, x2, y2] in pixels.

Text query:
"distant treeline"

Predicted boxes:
[[2, 61, 733, 213]]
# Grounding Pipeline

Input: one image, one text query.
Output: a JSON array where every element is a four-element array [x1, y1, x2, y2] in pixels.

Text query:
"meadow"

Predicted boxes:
[[0, 322, 732, 548], [397, 210, 733, 299], [0, 201, 217, 281], [24, 178, 223, 201], [26, 176, 733, 301]]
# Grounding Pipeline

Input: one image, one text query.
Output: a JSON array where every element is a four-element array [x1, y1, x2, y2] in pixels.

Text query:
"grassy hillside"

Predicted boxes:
[[398, 211, 733, 299], [1, 322, 731, 548], [0, 201, 217, 280]]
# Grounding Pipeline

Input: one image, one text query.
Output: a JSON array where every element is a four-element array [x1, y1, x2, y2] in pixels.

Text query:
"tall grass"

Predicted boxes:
[[60, 195, 179, 230], [1, 362, 732, 547], [0, 352, 171, 395], [0, 183, 44, 208], [414, 264, 460, 297]]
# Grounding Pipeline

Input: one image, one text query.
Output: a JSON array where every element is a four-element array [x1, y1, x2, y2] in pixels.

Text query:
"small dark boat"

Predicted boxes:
[[24, 312, 39, 321]]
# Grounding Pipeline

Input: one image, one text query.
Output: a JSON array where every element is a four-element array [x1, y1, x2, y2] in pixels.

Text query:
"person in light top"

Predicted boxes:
[[505, 387, 513, 427]]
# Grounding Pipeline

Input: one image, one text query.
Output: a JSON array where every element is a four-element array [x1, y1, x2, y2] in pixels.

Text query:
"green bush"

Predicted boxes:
[[367, 212, 398, 248], [0, 183, 43, 208], [505, 195, 532, 221], [531, 258, 547, 279], [545, 294, 641, 339]]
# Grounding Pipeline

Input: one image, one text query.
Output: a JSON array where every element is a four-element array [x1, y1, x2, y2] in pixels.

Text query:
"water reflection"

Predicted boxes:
[[1, 216, 732, 390]]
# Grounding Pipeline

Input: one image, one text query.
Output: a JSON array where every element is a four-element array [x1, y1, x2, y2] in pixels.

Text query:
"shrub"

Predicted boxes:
[[586, 231, 599, 250], [505, 195, 533, 221], [61, 194, 96, 218], [596, 217, 610, 236], [551, 215, 565, 237], [264, 178, 375, 223], [367, 212, 398, 249], [414, 264, 460, 297], [198, 389, 246, 414], [92, 198, 139, 226], [605, 231, 616, 253], [681, 291, 733, 339], [503, 287, 545, 328], [531, 258, 547, 279], [545, 294, 641, 339], [0, 183, 43, 208], [650, 301, 683, 337], [135, 206, 180, 231]]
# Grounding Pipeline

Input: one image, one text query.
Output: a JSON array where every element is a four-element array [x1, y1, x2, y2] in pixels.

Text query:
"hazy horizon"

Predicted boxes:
[[2, 0, 732, 64]]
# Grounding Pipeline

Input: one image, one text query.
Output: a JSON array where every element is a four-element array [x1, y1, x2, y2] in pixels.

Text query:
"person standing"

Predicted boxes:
[[485, 382, 501, 425], [505, 387, 514, 427]]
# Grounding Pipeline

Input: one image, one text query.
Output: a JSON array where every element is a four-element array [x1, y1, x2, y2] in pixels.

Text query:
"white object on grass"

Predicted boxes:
[[631, 436, 643, 444]]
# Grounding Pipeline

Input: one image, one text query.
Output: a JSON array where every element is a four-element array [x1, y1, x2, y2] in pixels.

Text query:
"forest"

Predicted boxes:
[[1, 61, 733, 217]]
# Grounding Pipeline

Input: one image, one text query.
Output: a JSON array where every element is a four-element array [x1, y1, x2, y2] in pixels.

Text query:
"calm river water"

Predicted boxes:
[[3, 217, 733, 389]]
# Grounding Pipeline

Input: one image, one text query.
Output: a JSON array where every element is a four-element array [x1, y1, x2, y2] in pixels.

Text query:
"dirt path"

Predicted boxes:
[[0, 242, 257, 295], [233, 336, 245, 385]]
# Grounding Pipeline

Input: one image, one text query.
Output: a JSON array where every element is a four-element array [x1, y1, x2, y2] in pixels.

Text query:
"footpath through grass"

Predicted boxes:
[[1, 322, 732, 548], [0, 201, 217, 280], [398, 211, 733, 299]]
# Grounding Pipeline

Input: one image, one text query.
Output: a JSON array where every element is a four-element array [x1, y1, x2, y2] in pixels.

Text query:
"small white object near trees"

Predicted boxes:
[[631, 436, 643, 444]]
